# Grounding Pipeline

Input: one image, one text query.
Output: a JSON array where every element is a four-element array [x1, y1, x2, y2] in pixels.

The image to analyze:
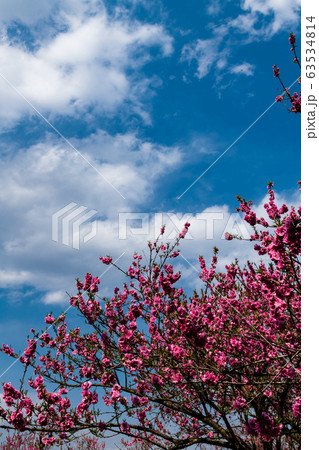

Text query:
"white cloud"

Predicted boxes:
[[0, 130, 182, 218], [207, 0, 222, 16], [0, 0, 104, 30], [230, 62, 255, 76], [181, 39, 216, 79], [181, 0, 300, 80], [0, 2, 173, 129], [42, 290, 67, 305], [0, 0, 57, 26], [241, 0, 301, 34], [0, 130, 184, 296], [0, 393, 6, 411], [181, 25, 229, 79], [0, 270, 32, 287]]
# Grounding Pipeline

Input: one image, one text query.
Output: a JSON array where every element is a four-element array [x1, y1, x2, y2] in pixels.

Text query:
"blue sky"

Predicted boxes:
[[0, 0, 301, 396]]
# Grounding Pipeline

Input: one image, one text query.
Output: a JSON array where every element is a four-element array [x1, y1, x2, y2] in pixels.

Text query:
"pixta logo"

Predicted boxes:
[[52, 203, 97, 250]]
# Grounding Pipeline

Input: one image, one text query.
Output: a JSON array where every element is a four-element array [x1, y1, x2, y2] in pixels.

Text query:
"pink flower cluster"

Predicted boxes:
[[179, 221, 190, 238], [99, 256, 113, 265], [289, 33, 296, 45], [246, 413, 283, 442], [272, 64, 280, 77]]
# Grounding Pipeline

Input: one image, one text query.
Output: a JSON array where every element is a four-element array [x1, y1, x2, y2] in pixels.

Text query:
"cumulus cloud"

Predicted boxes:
[[0, 129, 182, 222], [0, 270, 32, 287], [0, 130, 183, 298], [0, 1, 173, 129]]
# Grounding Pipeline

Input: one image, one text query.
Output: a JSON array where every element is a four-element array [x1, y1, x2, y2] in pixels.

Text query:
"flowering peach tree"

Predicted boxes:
[[0, 183, 301, 449]]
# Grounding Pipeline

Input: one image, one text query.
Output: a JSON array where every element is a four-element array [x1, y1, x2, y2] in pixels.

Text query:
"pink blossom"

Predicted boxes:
[[45, 314, 55, 324], [232, 396, 246, 410], [137, 411, 146, 422], [292, 397, 301, 418], [37, 413, 48, 425], [121, 421, 131, 432], [179, 222, 190, 238], [10, 410, 26, 431], [273, 64, 280, 77], [289, 33, 296, 45], [100, 256, 113, 265]]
